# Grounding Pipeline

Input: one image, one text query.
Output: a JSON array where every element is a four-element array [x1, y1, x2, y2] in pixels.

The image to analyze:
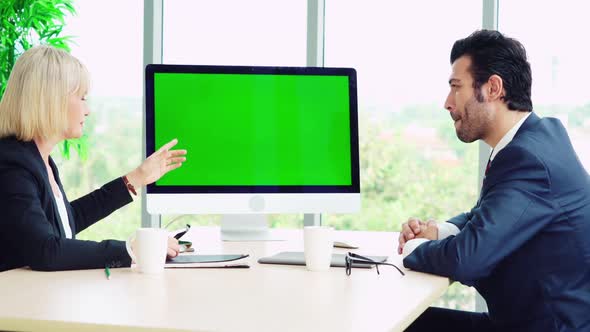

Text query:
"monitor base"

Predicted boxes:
[[220, 214, 285, 241], [221, 230, 284, 241]]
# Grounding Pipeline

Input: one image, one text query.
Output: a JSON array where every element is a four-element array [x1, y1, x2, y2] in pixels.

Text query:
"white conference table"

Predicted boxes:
[[0, 227, 449, 332]]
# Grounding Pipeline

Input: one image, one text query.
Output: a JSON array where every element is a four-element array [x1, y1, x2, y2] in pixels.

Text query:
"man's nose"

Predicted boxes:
[[444, 93, 454, 112]]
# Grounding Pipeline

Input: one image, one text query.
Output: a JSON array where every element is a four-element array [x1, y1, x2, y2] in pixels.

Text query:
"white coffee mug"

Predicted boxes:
[[303, 226, 334, 271], [126, 228, 168, 274]]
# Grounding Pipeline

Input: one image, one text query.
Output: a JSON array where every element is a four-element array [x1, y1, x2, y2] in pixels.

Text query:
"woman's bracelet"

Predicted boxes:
[[122, 175, 138, 196]]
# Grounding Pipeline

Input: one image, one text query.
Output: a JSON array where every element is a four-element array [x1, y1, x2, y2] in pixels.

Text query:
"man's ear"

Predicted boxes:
[[487, 74, 504, 101]]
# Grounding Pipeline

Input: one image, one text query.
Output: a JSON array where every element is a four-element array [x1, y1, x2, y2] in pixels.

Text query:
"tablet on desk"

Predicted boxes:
[[166, 254, 250, 268], [258, 251, 387, 268], [168, 254, 247, 264]]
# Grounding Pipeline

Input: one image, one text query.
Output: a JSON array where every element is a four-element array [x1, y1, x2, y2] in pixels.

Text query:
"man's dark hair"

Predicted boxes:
[[450, 30, 532, 112]]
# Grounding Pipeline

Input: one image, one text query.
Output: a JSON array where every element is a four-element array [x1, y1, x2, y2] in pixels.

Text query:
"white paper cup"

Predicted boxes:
[[126, 228, 168, 274], [303, 226, 334, 271]]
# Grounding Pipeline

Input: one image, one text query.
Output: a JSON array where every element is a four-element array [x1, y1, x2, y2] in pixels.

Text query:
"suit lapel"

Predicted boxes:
[[48, 157, 76, 239], [477, 112, 540, 205], [24, 141, 67, 238]]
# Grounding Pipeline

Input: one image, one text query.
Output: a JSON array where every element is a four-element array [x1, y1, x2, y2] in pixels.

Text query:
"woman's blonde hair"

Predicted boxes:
[[0, 45, 89, 141]]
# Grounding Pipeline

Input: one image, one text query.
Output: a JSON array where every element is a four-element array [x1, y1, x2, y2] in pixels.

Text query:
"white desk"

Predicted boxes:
[[0, 227, 449, 332]]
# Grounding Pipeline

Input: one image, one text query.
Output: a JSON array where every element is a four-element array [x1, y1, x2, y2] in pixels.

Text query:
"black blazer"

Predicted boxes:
[[0, 137, 133, 271]]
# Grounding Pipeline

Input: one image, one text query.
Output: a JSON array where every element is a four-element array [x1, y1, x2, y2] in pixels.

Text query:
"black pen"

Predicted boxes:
[[174, 224, 191, 240]]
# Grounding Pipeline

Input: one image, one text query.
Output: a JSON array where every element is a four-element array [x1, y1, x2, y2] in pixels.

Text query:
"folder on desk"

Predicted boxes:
[[166, 254, 250, 268], [258, 251, 387, 268]]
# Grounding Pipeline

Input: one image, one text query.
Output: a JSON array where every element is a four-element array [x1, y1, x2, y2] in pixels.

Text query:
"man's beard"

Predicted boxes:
[[454, 98, 489, 143]]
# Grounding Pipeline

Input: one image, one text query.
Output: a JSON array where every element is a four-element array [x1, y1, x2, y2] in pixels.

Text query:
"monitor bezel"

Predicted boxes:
[[145, 64, 360, 194]]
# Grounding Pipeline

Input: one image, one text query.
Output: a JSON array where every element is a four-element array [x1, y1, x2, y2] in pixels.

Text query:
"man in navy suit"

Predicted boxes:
[[400, 30, 590, 332]]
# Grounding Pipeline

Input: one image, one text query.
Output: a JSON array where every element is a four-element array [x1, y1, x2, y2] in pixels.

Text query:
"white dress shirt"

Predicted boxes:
[[53, 190, 72, 239], [403, 112, 532, 258]]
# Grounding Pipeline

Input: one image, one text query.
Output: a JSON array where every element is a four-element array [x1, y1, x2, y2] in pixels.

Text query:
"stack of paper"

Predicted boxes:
[[165, 254, 250, 268]]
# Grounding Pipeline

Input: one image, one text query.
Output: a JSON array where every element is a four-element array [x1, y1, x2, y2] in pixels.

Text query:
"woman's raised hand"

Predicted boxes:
[[126, 138, 187, 188]]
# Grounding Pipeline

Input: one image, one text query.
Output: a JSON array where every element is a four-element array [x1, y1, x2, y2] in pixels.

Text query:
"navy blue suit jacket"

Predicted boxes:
[[0, 137, 133, 272], [404, 113, 590, 332]]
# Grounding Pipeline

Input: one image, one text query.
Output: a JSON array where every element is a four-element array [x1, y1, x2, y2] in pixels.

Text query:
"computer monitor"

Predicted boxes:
[[145, 64, 360, 240]]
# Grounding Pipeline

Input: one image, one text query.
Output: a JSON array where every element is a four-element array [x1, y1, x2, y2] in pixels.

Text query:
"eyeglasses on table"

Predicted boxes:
[[345, 252, 405, 276]]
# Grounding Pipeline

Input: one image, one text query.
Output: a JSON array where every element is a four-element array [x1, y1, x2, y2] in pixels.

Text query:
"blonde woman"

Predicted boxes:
[[0, 45, 186, 271]]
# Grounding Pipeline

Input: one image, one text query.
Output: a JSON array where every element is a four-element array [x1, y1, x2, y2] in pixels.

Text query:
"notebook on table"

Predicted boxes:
[[258, 251, 387, 268]]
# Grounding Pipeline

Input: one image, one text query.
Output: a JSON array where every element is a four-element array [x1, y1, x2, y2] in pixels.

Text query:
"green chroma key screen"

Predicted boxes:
[[153, 72, 352, 186]]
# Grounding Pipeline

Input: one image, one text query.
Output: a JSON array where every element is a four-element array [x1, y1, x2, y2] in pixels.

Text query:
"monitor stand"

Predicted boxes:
[[220, 214, 285, 241]]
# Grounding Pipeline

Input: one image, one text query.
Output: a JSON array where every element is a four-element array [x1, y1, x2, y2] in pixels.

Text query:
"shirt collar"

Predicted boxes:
[[490, 112, 532, 161]]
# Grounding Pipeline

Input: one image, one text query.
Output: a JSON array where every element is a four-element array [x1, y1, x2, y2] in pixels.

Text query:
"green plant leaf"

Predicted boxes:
[[59, 134, 89, 161], [1, 0, 83, 160]]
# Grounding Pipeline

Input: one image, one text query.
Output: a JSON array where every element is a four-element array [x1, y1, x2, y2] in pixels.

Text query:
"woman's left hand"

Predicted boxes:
[[126, 138, 187, 188]]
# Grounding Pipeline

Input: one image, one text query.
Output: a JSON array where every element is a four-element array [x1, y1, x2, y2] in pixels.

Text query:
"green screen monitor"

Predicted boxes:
[[145, 64, 360, 238]]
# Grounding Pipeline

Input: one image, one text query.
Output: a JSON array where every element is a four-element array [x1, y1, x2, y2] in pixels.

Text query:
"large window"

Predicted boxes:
[[55, 0, 144, 241], [163, 0, 306, 66], [499, 1, 590, 171], [323, 0, 482, 310], [48, 0, 587, 313]]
